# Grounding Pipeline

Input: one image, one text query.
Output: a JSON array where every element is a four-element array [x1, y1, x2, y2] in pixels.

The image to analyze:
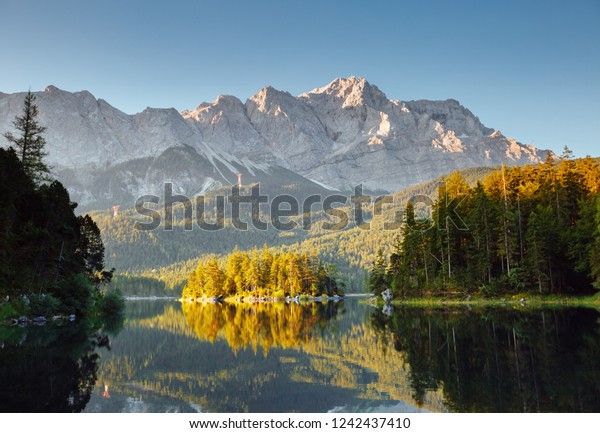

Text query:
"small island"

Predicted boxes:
[[182, 248, 343, 302]]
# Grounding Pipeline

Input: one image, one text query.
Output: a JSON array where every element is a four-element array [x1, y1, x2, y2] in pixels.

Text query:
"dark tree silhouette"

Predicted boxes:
[[3, 90, 50, 184]]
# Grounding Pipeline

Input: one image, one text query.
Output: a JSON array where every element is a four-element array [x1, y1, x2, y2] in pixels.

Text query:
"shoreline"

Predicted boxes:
[[124, 296, 180, 301], [180, 293, 347, 304], [367, 293, 600, 309]]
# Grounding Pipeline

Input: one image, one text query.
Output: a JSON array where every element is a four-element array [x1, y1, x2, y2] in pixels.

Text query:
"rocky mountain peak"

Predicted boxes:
[[44, 85, 60, 93], [182, 95, 245, 122], [247, 86, 295, 113], [214, 94, 245, 109], [43, 84, 94, 101], [0, 78, 551, 210], [302, 76, 388, 109]]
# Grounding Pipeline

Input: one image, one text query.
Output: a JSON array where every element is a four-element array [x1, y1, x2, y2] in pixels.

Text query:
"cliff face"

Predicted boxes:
[[0, 78, 548, 210]]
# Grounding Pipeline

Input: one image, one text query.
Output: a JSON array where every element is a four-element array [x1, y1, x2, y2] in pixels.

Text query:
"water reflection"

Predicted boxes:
[[84, 300, 600, 412], [182, 301, 341, 354], [0, 318, 122, 412], [369, 306, 600, 412], [8, 300, 599, 413], [87, 299, 436, 412]]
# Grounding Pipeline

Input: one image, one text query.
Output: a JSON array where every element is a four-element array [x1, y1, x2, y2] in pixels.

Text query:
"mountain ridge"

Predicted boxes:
[[0, 77, 550, 210]]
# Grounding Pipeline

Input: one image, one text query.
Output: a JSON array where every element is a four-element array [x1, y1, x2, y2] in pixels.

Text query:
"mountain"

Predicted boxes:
[[0, 86, 331, 211], [90, 165, 504, 292], [0, 78, 549, 211]]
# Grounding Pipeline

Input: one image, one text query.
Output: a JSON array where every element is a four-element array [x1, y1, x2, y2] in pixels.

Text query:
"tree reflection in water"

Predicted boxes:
[[182, 301, 341, 354], [0, 317, 123, 412], [369, 306, 600, 412]]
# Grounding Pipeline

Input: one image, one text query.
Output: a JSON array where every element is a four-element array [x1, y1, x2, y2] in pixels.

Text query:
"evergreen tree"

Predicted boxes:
[[182, 250, 341, 299], [182, 269, 198, 299], [371, 159, 600, 296], [203, 258, 224, 298], [260, 245, 273, 289], [468, 183, 494, 287], [78, 214, 114, 288], [395, 201, 423, 296], [3, 91, 50, 184], [0, 149, 115, 315], [525, 204, 554, 293], [590, 194, 600, 286], [369, 249, 388, 293], [224, 248, 243, 296]]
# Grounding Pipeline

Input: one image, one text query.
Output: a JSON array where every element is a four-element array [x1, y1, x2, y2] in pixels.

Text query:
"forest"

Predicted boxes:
[[94, 163, 502, 296], [0, 92, 121, 321], [182, 248, 343, 300], [371, 151, 600, 297]]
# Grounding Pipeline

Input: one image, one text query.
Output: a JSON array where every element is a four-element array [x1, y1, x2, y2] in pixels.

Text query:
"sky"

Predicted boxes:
[[0, 0, 598, 156]]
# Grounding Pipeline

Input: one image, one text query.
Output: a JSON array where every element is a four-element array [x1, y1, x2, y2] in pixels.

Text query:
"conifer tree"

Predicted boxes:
[[371, 158, 600, 296], [590, 194, 600, 286], [3, 91, 50, 184], [468, 183, 494, 286], [369, 248, 388, 293], [396, 201, 422, 295], [182, 250, 341, 299]]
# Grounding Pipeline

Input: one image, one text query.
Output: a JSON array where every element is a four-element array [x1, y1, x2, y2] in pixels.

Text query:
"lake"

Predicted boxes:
[[2, 298, 600, 412]]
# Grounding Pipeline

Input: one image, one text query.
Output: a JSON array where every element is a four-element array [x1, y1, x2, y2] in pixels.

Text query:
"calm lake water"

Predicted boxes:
[[2, 298, 600, 412]]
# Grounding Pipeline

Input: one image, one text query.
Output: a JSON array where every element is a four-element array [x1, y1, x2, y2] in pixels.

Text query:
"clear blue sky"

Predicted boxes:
[[1, 0, 598, 156]]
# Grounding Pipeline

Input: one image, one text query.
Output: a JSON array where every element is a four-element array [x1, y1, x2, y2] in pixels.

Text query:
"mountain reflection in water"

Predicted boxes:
[[55, 299, 600, 413], [85, 299, 437, 412]]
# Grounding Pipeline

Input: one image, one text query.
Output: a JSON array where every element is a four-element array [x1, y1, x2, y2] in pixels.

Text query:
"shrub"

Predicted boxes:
[[28, 293, 61, 317], [0, 300, 25, 322], [50, 273, 94, 315], [99, 289, 125, 316]]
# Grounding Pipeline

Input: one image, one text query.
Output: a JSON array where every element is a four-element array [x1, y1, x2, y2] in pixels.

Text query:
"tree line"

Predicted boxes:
[[371, 151, 600, 296], [0, 91, 120, 319], [182, 247, 343, 300]]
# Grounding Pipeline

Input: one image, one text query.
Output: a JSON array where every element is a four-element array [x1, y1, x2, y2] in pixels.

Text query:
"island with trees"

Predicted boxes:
[[182, 247, 343, 302]]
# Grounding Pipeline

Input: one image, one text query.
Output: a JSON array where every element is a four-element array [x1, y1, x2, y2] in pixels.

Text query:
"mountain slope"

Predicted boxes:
[[0, 78, 549, 211], [95, 165, 504, 294]]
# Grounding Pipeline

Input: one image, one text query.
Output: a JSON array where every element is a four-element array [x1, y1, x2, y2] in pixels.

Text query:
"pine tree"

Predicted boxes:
[[243, 249, 261, 294], [224, 249, 243, 296], [397, 201, 423, 295], [287, 254, 303, 296], [369, 248, 388, 293], [204, 258, 224, 298], [260, 245, 273, 289], [590, 193, 600, 286], [525, 204, 555, 293], [3, 91, 50, 184], [182, 270, 198, 299], [468, 183, 494, 287], [78, 214, 113, 288], [432, 172, 470, 286]]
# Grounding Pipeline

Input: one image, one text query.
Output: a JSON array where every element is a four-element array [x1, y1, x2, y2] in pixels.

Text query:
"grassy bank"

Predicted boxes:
[[373, 291, 600, 310]]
